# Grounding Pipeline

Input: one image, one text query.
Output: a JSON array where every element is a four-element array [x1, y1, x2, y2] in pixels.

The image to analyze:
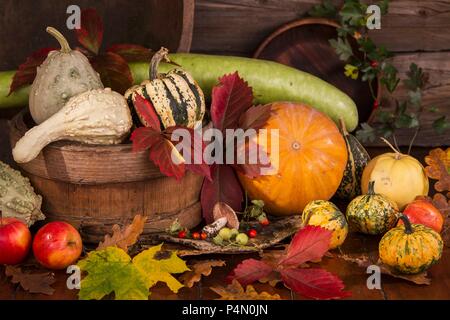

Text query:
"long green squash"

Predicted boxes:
[[0, 53, 359, 131]]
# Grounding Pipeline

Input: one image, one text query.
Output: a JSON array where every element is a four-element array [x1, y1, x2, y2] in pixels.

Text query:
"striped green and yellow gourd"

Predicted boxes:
[[345, 181, 398, 235], [379, 214, 443, 274], [125, 48, 205, 129], [302, 200, 348, 249]]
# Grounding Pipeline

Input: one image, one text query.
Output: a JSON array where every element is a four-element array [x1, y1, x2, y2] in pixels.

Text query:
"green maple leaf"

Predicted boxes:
[[78, 247, 149, 300], [133, 244, 189, 293], [308, 0, 338, 18], [77, 244, 189, 300]]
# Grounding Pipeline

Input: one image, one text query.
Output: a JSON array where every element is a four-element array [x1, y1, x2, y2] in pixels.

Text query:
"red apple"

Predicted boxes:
[[398, 199, 444, 233], [33, 221, 82, 270], [0, 217, 32, 265]]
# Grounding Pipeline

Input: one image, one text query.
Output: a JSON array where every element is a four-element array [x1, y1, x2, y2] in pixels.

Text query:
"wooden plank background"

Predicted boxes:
[[0, 0, 448, 146], [191, 0, 450, 147]]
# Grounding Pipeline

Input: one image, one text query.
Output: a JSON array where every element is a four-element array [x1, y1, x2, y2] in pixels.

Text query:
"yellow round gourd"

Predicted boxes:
[[361, 140, 428, 210], [302, 200, 348, 249]]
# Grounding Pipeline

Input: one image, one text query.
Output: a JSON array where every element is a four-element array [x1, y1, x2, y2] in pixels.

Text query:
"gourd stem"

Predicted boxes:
[[46, 27, 71, 53], [339, 118, 348, 135], [367, 180, 376, 195], [380, 137, 402, 160], [149, 47, 170, 81], [399, 214, 414, 234]]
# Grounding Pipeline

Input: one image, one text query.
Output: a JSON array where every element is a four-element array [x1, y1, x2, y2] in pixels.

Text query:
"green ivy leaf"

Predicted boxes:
[[404, 63, 426, 91], [381, 64, 400, 93], [408, 90, 422, 108], [329, 38, 354, 61], [378, 0, 389, 15], [433, 116, 450, 134], [339, 1, 367, 27], [395, 113, 419, 129], [356, 123, 376, 142], [308, 0, 338, 18]]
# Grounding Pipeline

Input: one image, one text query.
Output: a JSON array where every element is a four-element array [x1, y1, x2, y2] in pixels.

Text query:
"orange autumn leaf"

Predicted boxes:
[[97, 214, 147, 252], [179, 260, 226, 288], [210, 280, 281, 300], [425, 148, 450, 192]]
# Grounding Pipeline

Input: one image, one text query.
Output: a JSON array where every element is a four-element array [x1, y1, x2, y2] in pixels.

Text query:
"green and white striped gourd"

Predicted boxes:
[[336, 119, 370, 200], [125, 48, 205, 129]]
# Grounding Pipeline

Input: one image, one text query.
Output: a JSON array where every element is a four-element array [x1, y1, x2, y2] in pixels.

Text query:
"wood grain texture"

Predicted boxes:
[[366, 51, 450, 147], [0, 0, 194, 70], [7, 111, 204, 243], [191, 0, 450, 56]]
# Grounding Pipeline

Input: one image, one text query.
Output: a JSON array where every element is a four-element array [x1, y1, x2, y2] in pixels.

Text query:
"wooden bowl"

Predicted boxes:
[[9, 110, 203, 243], [254, 18, 380, 124]]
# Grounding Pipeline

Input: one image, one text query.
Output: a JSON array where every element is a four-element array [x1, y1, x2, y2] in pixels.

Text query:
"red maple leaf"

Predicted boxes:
[[278, 225, 332, 268], [133, 94, 161, 131], [226, 259, 273, 286], [90, 52, 133, 94], [227, 226, 350, 300], [201, 165, 243, 223], [210, 72, 253, 131], [107, 44, 153, 62], [75, 8, 104, 55], [280, 268, 351, 300], [8, 47, 56, 95]]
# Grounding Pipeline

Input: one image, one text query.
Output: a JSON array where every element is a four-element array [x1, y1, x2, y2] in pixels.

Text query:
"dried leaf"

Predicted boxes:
[[258, 272, 282, 287], [179, 260, 225, 288], [5, 266, 55, 295], [336, 253, 431, 285], [107, 44, 153, 62], [226, 259, 273, 286], [8, 47, 56, 95], [91, 52, 133, 94], [210, 72, 254, 131], [75, 8, 104, 54], [279, 225, 332, 268], [280, 267, 351, 300], [97, 214, 147, 252], [425, 148, 450, 192], [210, 280, 281, 300], [200, 165, 243, 223]]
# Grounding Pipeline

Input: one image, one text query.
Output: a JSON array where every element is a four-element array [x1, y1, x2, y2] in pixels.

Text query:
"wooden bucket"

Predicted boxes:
[[9, 110, 203, 243]]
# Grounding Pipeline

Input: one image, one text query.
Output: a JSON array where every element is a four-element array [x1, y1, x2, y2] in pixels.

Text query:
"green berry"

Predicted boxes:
[[213, 235, 223, 245], [230, 228, 239, 239], [218, 227, 232, 241], [235, 233, 249, 245]]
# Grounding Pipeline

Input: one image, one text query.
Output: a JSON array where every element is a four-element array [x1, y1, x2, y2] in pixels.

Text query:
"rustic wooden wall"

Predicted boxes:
[[191, 0, 450, 146]]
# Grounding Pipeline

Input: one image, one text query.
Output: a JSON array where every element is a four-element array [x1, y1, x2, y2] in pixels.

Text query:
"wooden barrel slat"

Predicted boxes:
[[9, 110, 204, 243]]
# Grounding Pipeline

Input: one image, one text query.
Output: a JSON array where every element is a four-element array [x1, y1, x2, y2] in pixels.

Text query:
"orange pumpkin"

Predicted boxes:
[[238, 102, 348, 216]]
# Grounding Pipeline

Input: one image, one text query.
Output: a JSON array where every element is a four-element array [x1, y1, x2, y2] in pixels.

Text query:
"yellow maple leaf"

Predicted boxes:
[[133, 244, 189, 293]]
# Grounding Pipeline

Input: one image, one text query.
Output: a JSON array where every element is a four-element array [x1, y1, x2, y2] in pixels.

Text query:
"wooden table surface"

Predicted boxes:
[[0, 119, 449, 300]]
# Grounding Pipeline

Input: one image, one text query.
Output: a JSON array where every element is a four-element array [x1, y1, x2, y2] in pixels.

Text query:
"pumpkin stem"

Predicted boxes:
[[46, 27, 71, 53], [380, 137, 402, 160], [149, 47, 170, 81], [367, 180, 376, 195], [339, 118, 348, 135], [398, 213, 414, 234]]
